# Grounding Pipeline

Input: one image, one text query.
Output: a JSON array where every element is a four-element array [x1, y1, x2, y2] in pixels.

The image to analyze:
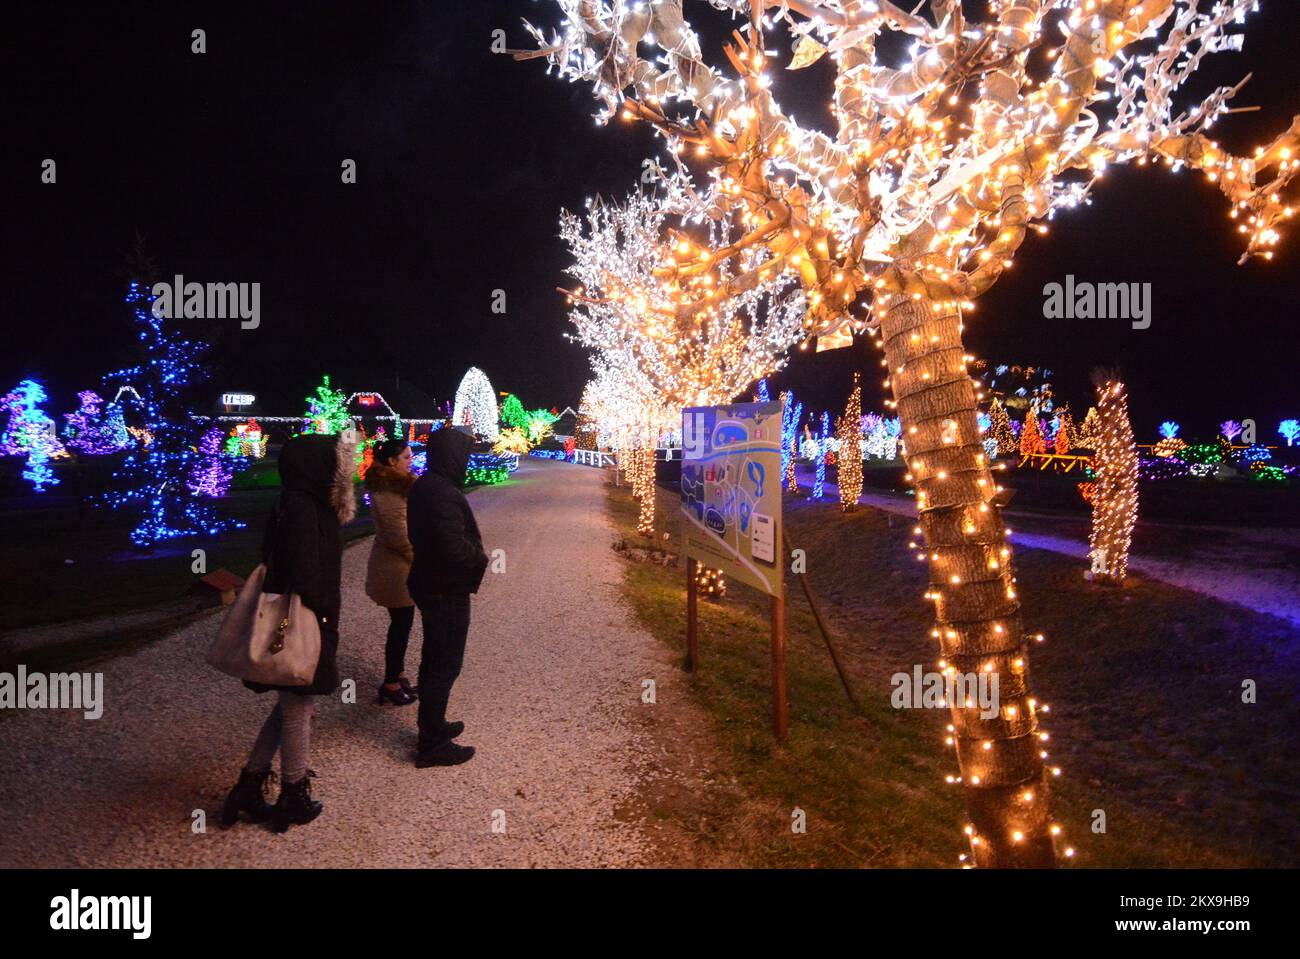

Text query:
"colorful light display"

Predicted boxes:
[[452, 367, 499, 442], [302, 376, 353, 435], [781, 390, 803, 493], [188, 426, 238, 497], [63, 390, 128, 455], [1, 379, 68, 492], [100, 281, 244, 545]]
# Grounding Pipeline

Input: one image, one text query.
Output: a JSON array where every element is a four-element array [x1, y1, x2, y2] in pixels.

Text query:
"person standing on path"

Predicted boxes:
[[406, 428, 488, 768], [364, 438, 419, 707], [222, 432, 357, 832]]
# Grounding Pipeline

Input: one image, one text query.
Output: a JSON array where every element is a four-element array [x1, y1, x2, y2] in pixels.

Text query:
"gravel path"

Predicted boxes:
[[0, 459, 667, 867]]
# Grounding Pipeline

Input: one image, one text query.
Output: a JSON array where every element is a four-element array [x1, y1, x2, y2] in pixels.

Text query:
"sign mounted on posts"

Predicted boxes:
[[680, 399, 784, 596]]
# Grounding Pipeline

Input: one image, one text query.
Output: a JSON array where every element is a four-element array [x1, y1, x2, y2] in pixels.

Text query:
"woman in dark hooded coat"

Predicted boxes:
[[221, 431, 357, 832]]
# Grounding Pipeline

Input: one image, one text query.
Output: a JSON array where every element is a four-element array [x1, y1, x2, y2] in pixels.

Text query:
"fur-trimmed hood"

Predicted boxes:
[[278, 432, 358, 524], [365, 461, 416, 497]]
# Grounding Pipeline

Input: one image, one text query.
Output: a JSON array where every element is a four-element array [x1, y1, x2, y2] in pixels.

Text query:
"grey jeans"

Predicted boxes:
[[246, 691, 315, 784]]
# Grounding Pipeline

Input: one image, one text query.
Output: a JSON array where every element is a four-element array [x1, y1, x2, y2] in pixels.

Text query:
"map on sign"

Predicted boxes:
[[680, 399, 783, 597]]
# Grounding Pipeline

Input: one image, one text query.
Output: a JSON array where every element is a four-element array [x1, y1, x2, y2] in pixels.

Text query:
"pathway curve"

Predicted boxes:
[[0, 459, 667, 867]]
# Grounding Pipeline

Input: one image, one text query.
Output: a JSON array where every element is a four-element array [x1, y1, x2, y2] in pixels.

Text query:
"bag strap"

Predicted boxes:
[[264, 500, 286, 581]]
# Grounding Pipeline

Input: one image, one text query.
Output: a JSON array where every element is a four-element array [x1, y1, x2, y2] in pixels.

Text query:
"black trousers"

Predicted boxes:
[[384, 606, 416, 683], [414, 593, 471, 750]]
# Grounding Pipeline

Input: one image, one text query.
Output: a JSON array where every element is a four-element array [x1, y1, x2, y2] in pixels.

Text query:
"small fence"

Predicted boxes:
[[573, 449, 617, 468], [1018, 452, 1092, 473], [570, 448, 683, 468]]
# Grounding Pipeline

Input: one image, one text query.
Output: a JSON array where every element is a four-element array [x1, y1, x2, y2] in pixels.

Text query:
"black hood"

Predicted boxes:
[[426, 428, 473, 488], [278, 433, 357, 523]]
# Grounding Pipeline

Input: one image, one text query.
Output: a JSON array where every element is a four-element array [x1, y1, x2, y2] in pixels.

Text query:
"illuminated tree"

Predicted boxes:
[[500, 394, 529, 431], [517, 0, 1298, 868], [837, 374, 863, 511], [1077, 407, 1101, 451], [862, 412, 902, 460], [1219, 419, 1243, 444], [302, 375, 352, 435], [452, 367, 500, 441], [1053, 407, 1075, 456], [63, 390, 127, 455], [1019, 406, 1047, 457], [780, 389, 803, 492], [559, 179, 806, 412], [1, 379, 67, 492], [1089, 370, 1139, 584], [188, 426, 239, 498], [988, 398, 1016, 458], [493, 427, 532, 455], [525, 407, 561, 444], [581, 357, 669, 536], [1280, 419, 1300, 447], [101, 281, 243, 545], [810, 412, 831, 500], [1153, 420, 1186, 458]]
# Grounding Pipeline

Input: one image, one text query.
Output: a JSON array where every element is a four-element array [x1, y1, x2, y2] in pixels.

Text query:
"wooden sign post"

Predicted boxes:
[[686, 556, 699, 673], [770, 590, 787, 741], [680, 399, 787, 741]]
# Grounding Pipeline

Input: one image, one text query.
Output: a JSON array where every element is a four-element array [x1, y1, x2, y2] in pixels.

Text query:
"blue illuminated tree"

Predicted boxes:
[[780, 389, 802, 491], [812, 411, 830, 501], [99, 279, 244, 546], [63, 390, 129, 455], [1, 379, 66, 492]]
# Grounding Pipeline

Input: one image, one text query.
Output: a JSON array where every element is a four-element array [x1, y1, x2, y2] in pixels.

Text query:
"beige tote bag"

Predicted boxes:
[[207, 564, 321, 686]]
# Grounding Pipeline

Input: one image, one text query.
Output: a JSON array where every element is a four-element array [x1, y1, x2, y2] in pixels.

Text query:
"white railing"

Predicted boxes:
[[573, 449, 617, 468]]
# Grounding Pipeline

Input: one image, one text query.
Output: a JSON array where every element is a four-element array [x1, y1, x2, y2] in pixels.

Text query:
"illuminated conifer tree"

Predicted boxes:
[[837, 374, 863, 511]]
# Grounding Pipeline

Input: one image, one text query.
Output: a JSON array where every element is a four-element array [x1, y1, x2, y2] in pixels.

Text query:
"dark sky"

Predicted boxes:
[[4, 1, 1298, 441]]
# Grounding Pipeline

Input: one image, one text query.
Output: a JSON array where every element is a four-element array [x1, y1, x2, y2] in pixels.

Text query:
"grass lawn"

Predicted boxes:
[[0, 484, 377, 634], [609, 477, 1300, 868]]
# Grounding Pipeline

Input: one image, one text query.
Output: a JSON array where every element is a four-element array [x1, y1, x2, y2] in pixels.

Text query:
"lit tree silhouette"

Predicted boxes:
[[1, 379, 67, 492], [101, 281, 243, 545]]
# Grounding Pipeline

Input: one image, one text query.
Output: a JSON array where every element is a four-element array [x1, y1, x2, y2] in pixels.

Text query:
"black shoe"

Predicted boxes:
[[271, 772, 323, 832], [416, 720, 465, 749], [415, 741, 475, 768], [397, 676, 418, 700], [377, 683, 416, 706], [221, 768, 276, 827]]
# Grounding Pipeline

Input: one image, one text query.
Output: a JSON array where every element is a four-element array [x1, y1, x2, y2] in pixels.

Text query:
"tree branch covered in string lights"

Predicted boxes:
[[560, 178, 807, 411], [515, 0, 1296, 868]]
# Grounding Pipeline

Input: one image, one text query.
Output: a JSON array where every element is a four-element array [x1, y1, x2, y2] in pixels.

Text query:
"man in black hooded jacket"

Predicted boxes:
[[406, 427, 489, 767]]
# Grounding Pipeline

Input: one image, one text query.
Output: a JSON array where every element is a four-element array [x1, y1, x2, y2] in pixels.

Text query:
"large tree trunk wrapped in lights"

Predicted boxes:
[[882, 293, 1054, 869]]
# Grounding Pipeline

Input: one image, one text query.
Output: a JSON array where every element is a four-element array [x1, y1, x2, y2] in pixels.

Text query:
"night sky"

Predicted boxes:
[[5, 1, 1298, 439]]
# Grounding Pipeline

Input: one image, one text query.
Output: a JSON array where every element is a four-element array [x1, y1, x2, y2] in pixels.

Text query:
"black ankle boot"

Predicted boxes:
[[221, 769, 276, 827], [271, 772, 323, 832]]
